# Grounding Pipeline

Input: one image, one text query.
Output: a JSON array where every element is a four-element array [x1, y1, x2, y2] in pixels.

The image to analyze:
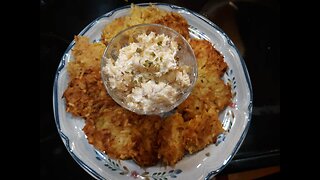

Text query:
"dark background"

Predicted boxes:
[[40, 0, 280, 179]]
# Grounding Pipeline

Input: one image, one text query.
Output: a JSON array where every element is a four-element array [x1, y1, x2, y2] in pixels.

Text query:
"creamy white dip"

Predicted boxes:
[[103, 32, 191, 112]]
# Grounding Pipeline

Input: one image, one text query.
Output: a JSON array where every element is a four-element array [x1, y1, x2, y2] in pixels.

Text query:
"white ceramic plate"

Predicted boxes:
[[53, 3, 253, 180]]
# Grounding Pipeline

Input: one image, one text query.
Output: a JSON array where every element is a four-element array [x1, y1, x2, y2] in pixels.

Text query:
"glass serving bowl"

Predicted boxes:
[[101, 24, 197, 115]]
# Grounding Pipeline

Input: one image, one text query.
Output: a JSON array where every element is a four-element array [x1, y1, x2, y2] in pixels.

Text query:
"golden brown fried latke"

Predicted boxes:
[[64, 36, 118, 119], [63, 69, 117, 119], [178, 39, 232, 120], [132, 115, 162, 166], [183, 106, 224, 154], [126, 4, 167, 26], [158, 113, 185, 166], [101, 5, 166, 44], [67, 36, 106, 79], [83, 106, 162, 165], [197, 68, 232, 111], [154, 12, 190, 39], [189, 39, 228, 77], [83, 107, 140, 159], [101, 17, 127, 45], [101, 4, 189, 44]]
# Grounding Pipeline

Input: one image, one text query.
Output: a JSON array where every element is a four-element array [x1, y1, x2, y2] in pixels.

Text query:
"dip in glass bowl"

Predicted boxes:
[[101, 24, 197, 115]]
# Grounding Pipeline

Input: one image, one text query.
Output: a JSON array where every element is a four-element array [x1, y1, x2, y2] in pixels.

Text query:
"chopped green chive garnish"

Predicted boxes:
[[143, 60, 153, 67], [136, 48, 142, 53]]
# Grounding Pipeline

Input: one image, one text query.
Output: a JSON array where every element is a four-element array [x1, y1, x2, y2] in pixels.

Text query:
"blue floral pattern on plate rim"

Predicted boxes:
[[53, 3, 253, 180]]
